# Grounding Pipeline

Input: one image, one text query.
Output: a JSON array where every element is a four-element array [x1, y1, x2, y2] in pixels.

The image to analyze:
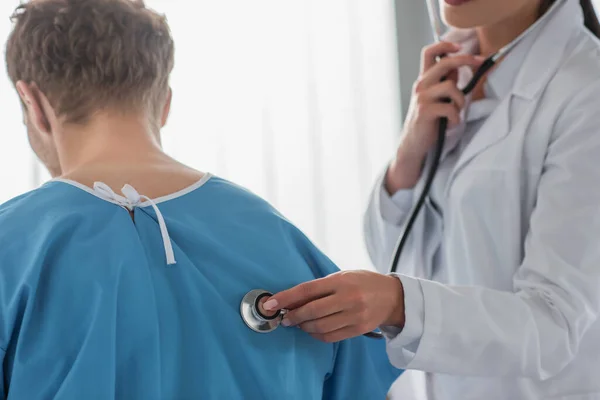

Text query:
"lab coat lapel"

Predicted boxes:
[[444, 0, 578, 192], [446, 94, 512, 185]]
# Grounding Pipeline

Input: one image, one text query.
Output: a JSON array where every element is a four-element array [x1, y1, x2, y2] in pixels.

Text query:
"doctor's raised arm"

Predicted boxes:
[[265, 1, 600, 399]]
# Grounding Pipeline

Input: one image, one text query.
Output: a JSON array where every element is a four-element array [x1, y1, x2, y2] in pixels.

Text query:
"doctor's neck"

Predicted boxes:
[[475, 2, 540, 58]]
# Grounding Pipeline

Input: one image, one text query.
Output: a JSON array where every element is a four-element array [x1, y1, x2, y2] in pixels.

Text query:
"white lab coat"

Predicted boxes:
[[364, 1, 600, 399]]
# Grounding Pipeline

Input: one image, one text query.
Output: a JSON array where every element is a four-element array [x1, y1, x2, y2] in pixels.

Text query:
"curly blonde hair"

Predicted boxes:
[[5, 0, 175, 124]]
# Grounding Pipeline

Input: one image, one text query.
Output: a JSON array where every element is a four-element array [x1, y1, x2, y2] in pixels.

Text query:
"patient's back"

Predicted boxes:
[[0, 174, 400, 399]]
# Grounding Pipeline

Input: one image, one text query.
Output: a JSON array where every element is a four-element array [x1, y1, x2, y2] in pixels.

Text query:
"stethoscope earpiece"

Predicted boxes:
[[240, 289, 284, 334]]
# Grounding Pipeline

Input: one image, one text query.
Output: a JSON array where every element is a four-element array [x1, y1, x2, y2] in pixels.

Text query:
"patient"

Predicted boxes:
[[0, 0, 401, 398]]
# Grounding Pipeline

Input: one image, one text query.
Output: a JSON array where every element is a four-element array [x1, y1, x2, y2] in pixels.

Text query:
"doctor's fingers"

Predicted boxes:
[[420, 41, 461, 73], [282, 295, 345, 327], [298, 312, 354, 335], [414, 103, 461, 127], [418, 80, 466, 109], [263, 277, 337, 312], [417, 54, 484, 89]]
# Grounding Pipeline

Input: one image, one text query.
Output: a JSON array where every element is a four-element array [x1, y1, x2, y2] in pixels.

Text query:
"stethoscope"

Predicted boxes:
[[240, 288, 387, 337], [240, 0, 564, 338], [240, 289, 287, 334]]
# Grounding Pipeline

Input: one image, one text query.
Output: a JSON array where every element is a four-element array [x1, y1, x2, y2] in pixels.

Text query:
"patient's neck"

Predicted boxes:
[[57, 111, 164, 174], [56, 111, 204, 196]]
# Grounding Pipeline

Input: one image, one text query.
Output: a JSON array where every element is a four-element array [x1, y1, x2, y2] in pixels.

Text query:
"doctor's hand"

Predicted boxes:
[[386, 41, 484, 194], [263, 271, 405, 343]]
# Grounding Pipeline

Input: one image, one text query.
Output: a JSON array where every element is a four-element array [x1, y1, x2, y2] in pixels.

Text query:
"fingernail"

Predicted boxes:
[[281, 318, 291, 327], [263, 299, 278, 311], [474, 55, 485, 62]]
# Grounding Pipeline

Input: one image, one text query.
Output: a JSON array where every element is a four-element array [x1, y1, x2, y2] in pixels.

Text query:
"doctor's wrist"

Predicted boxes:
[[386, 148, 426, 194], [382, 275, 406, 329]]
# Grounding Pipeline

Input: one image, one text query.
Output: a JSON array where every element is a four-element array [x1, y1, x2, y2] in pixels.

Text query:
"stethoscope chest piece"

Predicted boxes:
[[240, 289, 283, 334]]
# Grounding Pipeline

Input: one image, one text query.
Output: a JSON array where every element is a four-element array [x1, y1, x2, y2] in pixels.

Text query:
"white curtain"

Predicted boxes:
[[0, 0, 401, 272]]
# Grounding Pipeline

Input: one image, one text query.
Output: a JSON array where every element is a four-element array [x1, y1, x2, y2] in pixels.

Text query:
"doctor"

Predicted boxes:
[[264, 0, 600, 398]]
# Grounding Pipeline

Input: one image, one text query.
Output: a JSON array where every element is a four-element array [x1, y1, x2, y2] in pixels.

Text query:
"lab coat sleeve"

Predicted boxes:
[[381, 275, 425, 366], [363, 169, 413, 272], [363, 167, 443, 279], [385, 83, 600, 380]]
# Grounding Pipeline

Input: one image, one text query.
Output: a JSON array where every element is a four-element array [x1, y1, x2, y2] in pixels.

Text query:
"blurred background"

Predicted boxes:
[[2, 1, 599, 398], [0, 0, 408, 272]]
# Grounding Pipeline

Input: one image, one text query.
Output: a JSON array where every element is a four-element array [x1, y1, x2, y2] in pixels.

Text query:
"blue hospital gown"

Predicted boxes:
[[0, 174, 402, 399]]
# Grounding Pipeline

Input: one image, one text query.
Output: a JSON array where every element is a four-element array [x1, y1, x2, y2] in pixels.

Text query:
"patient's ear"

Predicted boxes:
[[16, 81, 53, 136], [161, 88, 172, 128]]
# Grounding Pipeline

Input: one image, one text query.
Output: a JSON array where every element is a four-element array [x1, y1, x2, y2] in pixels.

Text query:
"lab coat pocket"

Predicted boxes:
[[450, 168, 522, 226], [447, 166, 527, 287]]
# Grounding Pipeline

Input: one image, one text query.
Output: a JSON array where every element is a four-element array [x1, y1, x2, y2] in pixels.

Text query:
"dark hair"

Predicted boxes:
[[579, 0, 600, 37], [6, 0, 175, 124], [541, 0, 600, 38]]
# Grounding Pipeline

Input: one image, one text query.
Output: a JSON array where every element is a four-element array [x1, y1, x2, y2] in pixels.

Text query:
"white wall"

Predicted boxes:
[[394, 0, 434, 121]]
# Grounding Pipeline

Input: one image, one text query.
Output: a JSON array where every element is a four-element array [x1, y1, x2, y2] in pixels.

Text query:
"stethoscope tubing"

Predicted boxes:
[[365, 56, 496, 340]]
